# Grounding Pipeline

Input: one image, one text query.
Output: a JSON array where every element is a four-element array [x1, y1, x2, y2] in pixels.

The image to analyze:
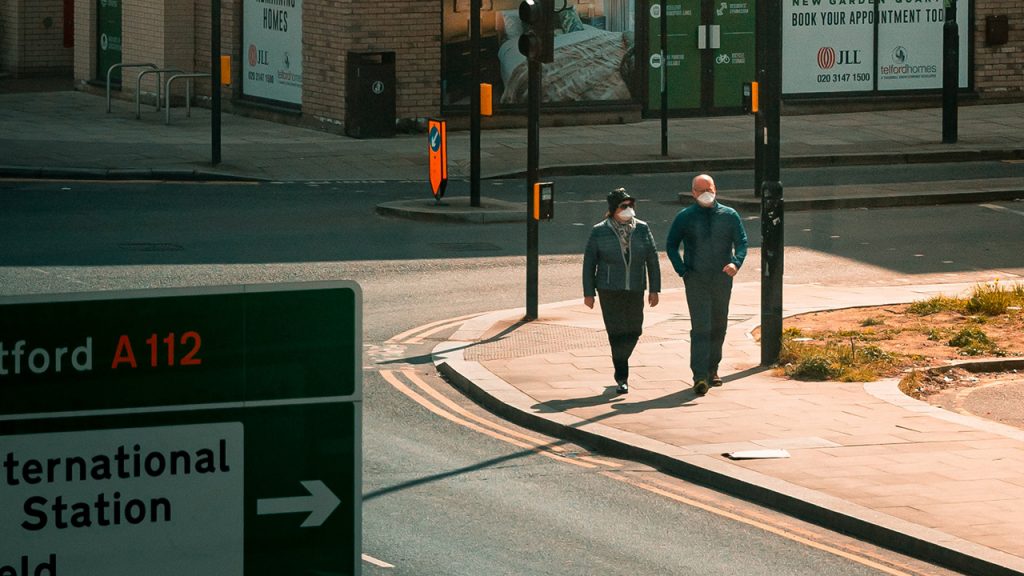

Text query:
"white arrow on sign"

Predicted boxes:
[[257, 480, 341, 528]]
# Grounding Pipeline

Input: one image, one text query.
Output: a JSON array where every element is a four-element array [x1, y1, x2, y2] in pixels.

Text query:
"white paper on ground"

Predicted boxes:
[[724, 449, 791, 460]]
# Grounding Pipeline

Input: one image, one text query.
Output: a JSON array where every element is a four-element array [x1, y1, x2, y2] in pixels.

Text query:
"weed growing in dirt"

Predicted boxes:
[[779, 332, 907, 382], [899, 370, 925, 399], [907, 295, 966, 315], [967, 280, 1024, 315], [948, 327, 1005, 356]]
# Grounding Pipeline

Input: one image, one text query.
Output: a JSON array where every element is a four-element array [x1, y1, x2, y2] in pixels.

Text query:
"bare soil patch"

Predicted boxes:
[[779, 303, 1024, 427], [784, 304, 1024, 369]]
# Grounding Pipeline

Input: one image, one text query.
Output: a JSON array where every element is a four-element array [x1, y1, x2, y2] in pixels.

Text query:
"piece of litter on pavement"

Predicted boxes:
[[724, 449, 791, 460]]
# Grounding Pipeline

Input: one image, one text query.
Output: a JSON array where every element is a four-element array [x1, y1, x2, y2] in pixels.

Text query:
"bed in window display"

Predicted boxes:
[[495, 4, 637, 104]]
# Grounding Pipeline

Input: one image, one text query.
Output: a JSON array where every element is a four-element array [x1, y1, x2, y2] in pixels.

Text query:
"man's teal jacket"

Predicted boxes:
[[665, 202, 748, 277]]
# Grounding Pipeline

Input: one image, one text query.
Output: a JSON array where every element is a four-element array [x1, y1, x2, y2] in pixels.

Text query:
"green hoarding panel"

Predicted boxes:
[[648, 0, 702, 111], [713, 1, 756, 109], [97, 0, 122, 82]]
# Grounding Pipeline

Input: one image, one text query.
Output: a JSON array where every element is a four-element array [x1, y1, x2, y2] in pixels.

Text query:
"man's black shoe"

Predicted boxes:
[[710, 372, 723, 387], [616, 380, 629, 394]]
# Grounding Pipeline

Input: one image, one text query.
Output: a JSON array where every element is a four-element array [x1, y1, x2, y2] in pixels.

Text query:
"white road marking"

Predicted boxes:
[[980, 202, 1024, 218], [362, 554, 395, 568]]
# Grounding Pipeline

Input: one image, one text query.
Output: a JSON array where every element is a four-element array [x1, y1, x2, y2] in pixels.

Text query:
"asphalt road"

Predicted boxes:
[[4, 168, 1022, 574]]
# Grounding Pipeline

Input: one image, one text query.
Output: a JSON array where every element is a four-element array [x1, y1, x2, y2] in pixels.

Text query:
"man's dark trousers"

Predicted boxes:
[[683, 271, 733, 382]]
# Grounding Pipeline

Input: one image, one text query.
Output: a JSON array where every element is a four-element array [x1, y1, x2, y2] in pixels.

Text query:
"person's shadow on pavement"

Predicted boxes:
[[530, 366, 769, 422]]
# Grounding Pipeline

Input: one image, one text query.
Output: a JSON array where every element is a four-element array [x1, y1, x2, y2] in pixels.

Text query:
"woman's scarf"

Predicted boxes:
[[608, 217, 635, 262]]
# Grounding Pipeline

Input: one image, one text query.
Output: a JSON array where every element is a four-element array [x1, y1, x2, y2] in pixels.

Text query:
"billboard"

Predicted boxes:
[[783, 0, 969, 95], [243, 0, 303, 105]]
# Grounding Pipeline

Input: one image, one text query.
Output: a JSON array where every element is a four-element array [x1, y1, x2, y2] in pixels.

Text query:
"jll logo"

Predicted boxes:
[[817, 47, 836, 69], [818, 47, 862, 69]]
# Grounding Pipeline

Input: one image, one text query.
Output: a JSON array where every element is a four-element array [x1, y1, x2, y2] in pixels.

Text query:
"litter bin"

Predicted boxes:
[[345, 52, 396, 139]]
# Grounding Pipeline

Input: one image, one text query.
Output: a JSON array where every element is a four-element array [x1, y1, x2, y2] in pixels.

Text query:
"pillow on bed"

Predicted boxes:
[[559, 6, 586, 33], [500, 9, 524, 39]]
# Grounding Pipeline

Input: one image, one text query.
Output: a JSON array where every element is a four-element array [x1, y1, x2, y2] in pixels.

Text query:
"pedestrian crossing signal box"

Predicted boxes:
[[742, 82, 758, 114], [533, 181, 554, 221]]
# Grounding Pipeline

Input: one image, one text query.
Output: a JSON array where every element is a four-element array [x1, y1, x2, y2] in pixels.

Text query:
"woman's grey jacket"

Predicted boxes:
[[583, 218, 662, 297]]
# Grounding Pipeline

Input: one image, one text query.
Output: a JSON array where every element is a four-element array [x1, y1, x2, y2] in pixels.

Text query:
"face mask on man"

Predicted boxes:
[[616, 207, 636, 222], [696, 191, 716, 207]]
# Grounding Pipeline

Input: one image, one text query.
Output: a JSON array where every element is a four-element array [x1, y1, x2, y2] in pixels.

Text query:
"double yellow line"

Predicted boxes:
[[380, 317, 929, 576], [380, 368, 619, 470]]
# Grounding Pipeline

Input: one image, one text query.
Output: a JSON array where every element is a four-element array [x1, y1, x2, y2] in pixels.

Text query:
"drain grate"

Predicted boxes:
[[431, 242, 502, 253], [118, 242, 185, 252]]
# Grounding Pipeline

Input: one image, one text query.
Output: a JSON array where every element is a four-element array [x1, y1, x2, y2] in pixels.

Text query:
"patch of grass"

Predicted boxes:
[[907, 295, 966, 316], [899, 370, 924, 399], [787, 354, 836, 380], [966, 281, 1024, 315], [782, 326, 806, 338], [780, 333, 907, 382], [860, 317, 884, 327], [948, 327, 1005, 356]]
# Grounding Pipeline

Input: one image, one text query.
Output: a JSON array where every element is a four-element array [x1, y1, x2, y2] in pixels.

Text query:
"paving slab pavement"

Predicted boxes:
[[434, 281, 1024, 576], [2, 88, 1024, 186]]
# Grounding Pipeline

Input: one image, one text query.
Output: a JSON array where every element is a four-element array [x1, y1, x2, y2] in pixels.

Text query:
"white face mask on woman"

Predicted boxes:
[[696, 191, 716, 207], [616, 207, 636, 222]]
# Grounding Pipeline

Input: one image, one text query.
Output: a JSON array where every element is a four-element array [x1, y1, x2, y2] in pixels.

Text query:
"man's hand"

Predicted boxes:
[[584, 296, 595, 309], [648, 292, 659, 307], [723, 263, 739, 277]]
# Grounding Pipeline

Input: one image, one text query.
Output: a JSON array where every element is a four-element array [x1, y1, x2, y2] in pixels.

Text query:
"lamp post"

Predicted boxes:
[[759, 0, 784, 366], [942, 0, 959, 143]]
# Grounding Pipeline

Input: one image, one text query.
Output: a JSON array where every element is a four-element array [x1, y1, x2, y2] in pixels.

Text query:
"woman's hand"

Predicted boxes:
[[584, 296, 595, 309], [648, 292, 659, 307]]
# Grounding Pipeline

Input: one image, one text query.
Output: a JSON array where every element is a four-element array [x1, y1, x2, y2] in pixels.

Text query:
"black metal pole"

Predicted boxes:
[[753, 0, 765, 198], [942, 0, 958, 144], [525, 58, 540, 321], [211, 0, 221, 165], [471, 0, 482, 206], [760, 0, 783, 366], [660, 0, 668, 156]]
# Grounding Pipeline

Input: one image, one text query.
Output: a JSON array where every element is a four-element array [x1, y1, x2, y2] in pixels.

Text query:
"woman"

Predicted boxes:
[[582, 188, 661, 394]]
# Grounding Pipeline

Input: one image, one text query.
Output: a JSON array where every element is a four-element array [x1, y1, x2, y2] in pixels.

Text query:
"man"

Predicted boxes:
[[665, 174, 748, 396]]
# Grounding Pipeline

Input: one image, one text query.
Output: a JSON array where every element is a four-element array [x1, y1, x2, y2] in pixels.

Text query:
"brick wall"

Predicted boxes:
[[1, 0, 20, 75], [192, 0, 240, 101], [2, 0, 73, 76], [19, 0, 73, 74], [189, 1, 440, 131], [73, 0, 94, 82], [974, 0, 1024, 100]]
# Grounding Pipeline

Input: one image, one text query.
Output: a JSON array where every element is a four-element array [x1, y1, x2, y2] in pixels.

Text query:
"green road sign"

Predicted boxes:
[[0, 282, 362, 576]]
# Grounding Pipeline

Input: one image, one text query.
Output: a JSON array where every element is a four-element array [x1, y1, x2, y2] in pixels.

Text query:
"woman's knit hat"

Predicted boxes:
[[607, 188, 634, 212]]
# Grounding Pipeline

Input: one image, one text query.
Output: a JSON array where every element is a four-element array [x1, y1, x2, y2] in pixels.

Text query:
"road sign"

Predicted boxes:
[[428, 118, 448, 200], [0, 282, 362, 576]]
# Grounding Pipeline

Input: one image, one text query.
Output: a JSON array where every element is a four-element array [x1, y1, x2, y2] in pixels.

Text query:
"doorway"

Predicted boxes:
[[645, 0, 756, 114]]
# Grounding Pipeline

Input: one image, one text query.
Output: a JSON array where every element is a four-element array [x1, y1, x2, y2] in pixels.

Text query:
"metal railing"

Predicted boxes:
[[165, 73, 211, 125], [136, 68, 184, 119], [106, 63, 157, 113]]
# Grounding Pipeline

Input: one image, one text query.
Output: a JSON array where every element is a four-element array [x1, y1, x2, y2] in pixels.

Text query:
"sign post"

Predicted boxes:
[[0, 282, 362, 576], [428, 119, 448, 201]]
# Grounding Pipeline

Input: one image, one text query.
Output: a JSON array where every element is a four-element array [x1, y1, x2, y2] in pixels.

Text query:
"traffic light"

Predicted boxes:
[[518, 0, 554, 63]]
